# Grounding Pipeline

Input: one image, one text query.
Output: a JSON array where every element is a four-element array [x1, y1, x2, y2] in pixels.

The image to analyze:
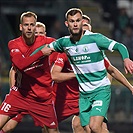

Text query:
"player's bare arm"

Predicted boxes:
[[107, 64, 133, 94], [9, 67, 16, 88], [51, 65, 76, 83]]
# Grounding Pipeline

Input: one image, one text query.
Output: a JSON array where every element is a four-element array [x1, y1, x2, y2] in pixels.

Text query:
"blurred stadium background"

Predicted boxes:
[[0, 0, 133, 133]]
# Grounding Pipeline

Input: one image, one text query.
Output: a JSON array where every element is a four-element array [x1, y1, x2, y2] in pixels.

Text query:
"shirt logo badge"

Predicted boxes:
[[83, 46, 89, 52]]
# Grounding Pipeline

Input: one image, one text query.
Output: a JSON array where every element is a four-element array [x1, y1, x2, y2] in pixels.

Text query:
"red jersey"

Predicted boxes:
[[52, 53, 79, 101], [49, 52, 59, 68], [8, 36, 55, 100], [50, 53, 79, 122], [104, 58, 110, 69]]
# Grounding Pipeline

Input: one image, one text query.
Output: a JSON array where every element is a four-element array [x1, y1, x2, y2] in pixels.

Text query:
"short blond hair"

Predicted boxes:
[[82, 14, 91, 24], [36, 22, 46, 29], [20, 11, 37, 24]]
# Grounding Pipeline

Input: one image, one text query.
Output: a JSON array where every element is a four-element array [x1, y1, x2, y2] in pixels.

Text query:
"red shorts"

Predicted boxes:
[[12, 113, 25, 122], [0, 89, 58, 128], [54, 99, 79, 122]]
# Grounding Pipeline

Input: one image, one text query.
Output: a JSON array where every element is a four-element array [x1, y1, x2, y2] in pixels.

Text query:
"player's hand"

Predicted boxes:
[[41, 44, 52, 56], [124, 58, 133, 74]]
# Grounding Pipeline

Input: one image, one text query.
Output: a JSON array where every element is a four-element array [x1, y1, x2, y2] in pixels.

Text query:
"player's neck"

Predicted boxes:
[[22, 35, 35, 46], [70, 31, 84, 43]]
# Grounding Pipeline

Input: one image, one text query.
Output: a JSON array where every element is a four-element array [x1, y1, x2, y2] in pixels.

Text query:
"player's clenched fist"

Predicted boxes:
[[41, 44, 53, 56]]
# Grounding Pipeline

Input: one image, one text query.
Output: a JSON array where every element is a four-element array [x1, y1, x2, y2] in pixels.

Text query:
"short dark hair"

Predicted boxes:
[[82, 14, 91, 24], [20, 11, 37, 23], [65, 8, 83, 20]]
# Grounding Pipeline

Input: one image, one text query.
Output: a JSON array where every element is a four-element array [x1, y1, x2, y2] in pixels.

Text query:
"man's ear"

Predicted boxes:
[[19, 24, 22, 31], [65, 21, 68, 27]]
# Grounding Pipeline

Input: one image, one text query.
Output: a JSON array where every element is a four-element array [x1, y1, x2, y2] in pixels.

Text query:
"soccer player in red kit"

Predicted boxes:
[[50, 52, 82, 133], [0, 21, 51, 133], [0, 11, 58, 133], [51, 52, 79, 122]]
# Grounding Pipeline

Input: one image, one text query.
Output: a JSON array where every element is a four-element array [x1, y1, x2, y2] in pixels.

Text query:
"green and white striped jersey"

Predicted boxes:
[[49, 30, 129, 94]]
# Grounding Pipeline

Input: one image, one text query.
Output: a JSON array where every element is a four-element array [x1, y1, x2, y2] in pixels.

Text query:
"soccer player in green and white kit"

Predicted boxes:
[[48, 8, 133, 133]]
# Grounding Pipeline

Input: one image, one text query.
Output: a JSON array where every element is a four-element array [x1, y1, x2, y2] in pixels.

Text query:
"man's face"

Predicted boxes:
[[35, 27, 46, 36], [83, 23, 92, 31], [66, 13, 83, 35], [83, 19, 90, 24], [20, 16, 36, 39]]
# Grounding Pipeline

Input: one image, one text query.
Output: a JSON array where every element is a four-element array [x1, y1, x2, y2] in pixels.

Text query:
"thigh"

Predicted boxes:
[[29, 99, 58, 129], [55, 100, 79, 122], [90, 116, 104, 127], [0, 114, 10, 129], [0, 92, 28, 118], [79, 86, 111, 127], [72, 115, 81, 127], [2, 118, 18, 132], [72, 115, 85, 133], [2, 112, 28, 133], [91, 87, 111, 119], [12, 113, 25, 122], [79, 97, 92, 127]]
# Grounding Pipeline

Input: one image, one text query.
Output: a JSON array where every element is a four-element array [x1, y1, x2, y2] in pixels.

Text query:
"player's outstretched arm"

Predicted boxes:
[[112, 43, 133, 74], [107, 64, 133, 94]]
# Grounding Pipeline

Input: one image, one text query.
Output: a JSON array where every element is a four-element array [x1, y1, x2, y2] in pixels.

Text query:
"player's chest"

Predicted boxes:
[[19, 42, 44, 57], [65, 39, 100, 56]]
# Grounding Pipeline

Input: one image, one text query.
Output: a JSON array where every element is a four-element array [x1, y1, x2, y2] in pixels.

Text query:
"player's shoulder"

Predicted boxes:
[[55, 36, 70, 45], [84, 30, 100, 36], [61, 35, 70, 40], [84, 31, 103, 42], [58, 53, 67, 60], [8, 36, 22, 48], [54, 35, 69, 41], [35, 35, 55, 44], [50, 51, 59, 58], [9, 36, 21, 44], [58, 52, 67, 57]]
